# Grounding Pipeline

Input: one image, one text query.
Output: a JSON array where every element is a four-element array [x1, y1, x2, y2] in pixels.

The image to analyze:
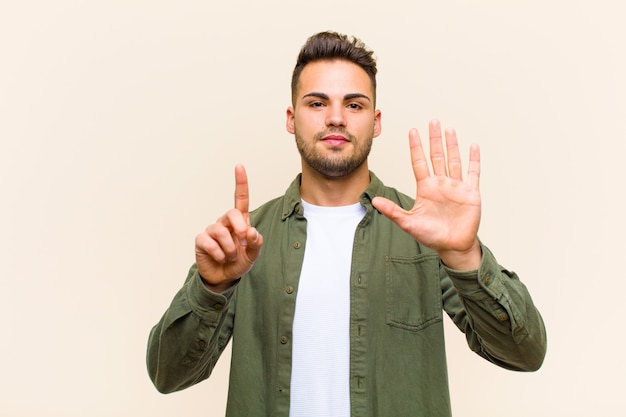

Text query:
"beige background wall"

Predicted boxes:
[[1, 1, 624, 416]]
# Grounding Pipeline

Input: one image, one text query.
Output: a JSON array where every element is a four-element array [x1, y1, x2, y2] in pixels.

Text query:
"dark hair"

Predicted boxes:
[[290, 31, 377, 105]]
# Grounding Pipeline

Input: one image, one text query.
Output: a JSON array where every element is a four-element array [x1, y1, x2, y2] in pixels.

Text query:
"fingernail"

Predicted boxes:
[[240, 238, 247, 247]]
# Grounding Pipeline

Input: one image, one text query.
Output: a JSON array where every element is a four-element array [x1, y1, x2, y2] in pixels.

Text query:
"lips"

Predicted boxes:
[[322, 134, 349, 146]]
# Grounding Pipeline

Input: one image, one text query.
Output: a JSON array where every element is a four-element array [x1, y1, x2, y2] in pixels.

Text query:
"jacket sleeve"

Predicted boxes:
[[146, 264, 236, 393], [442, 243, 547, 371]]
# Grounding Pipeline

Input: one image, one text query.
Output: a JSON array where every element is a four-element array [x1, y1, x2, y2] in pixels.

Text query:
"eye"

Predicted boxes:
[[309, 101, 325, 108], [347, 102, 363, 110]]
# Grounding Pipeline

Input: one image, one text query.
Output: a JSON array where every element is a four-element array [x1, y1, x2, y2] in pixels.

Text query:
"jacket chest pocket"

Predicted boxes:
[[385, 254, 442, 332]]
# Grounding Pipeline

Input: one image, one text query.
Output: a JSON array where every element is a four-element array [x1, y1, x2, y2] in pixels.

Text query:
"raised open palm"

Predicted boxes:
[[372, 120, 482, 270]]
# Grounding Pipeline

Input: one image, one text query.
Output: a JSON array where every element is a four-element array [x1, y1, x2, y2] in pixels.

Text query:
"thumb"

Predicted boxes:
[[372, 196, 405, 223], [372, 196, 417, 240], [244, 227, 263, 262]]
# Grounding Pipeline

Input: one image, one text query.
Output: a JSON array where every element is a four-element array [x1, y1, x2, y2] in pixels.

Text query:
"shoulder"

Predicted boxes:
[[249, 194, 286, 224], [249, 174, 301, 225]]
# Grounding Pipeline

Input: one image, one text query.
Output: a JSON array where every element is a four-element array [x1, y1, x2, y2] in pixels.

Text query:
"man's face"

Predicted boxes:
[[286, 60, 382, 178]]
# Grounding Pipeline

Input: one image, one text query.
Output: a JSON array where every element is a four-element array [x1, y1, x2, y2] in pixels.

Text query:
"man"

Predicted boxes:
[[147, 31, 546, 417]]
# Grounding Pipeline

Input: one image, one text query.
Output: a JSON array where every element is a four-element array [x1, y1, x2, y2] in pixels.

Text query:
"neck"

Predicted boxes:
[[299, 163, 370, 206]]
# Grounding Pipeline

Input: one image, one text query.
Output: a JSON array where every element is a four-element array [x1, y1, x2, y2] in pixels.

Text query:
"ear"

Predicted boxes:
[[373, 109, 382, 138], [286, 107, 295, 134]]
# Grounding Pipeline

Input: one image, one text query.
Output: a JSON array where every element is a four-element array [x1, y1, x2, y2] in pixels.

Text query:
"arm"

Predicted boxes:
[[442, 245, 546, 371], [373, 120, 546, 369], [147, 164, 264, 392], [146, 265, 236, 393]]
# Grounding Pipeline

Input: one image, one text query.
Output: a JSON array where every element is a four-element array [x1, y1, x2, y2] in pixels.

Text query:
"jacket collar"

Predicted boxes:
[[280, 171, 386, 221]]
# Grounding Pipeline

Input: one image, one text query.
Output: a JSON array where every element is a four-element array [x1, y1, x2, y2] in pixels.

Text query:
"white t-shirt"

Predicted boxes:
[[289, 200, 366, 417]]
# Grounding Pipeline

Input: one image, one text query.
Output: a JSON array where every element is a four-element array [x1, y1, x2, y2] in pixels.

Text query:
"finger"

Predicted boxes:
[[408, 128, 431, 182], [244, 227, 264, 261], [234, 164, 250, 217], [372, 196, 407, 225], [196, 229, 229, 264], [223, 208, 250, 246], [206, 223, 239, 261], [429, 120, 447, 176], [445, 128, 463, 180], [467, 143, 481, 190]]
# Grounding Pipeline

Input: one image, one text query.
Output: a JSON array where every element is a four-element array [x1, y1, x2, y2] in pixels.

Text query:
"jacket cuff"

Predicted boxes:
[[443, 243, 505, 301], [186, 269, 237, 322]]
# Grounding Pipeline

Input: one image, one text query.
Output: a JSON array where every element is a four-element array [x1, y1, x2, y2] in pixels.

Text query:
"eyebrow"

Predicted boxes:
[[302, 92, 372, 102]]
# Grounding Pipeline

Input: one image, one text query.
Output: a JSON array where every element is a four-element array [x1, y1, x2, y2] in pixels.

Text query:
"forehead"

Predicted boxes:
[[296, 60, 374, 100]]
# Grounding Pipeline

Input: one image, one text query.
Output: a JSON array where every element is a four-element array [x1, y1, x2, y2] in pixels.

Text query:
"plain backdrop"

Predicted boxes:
[[1, 1, 625, 416]]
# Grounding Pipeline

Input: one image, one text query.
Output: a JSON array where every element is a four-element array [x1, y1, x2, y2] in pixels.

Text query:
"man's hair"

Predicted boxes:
[[290, 31, 377, 106]]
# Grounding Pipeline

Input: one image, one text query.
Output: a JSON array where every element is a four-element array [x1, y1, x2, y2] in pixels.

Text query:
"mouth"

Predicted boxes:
[[321, 134, 350, 147]]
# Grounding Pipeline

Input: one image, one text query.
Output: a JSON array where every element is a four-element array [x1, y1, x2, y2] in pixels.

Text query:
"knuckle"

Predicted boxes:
[[204, 238, 218, 251], [226, 208, 244, 221], [215, 226, 232, 240]]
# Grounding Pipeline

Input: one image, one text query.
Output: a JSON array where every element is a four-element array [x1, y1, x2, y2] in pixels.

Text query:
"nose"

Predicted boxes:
[[325, 104, 346, 128]]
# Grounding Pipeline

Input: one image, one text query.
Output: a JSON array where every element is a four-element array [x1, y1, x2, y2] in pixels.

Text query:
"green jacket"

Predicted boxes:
[[147, 172, 547, 417]]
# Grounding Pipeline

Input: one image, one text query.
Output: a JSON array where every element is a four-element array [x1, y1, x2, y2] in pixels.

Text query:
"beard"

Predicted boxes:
[[295, 128, 373, 178]]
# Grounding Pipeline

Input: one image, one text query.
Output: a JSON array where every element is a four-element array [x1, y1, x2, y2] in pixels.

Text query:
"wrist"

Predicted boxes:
[[199, 274, 237, 293], [438, 240, 482, 271]]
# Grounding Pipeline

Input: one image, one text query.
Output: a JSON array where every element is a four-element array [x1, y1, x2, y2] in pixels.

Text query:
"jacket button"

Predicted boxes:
[[285, 285, 294, 294], [293, 241, 302, 249], [280, 336, 288, 344]]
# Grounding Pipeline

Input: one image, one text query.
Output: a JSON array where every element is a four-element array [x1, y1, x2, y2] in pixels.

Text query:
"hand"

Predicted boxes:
[[372, 120, 482, 270], [195, 164, 264, 292]]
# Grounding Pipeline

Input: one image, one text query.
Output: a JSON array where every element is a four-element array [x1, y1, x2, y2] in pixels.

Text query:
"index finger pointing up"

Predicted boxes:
[[234, 164, 249, 214]]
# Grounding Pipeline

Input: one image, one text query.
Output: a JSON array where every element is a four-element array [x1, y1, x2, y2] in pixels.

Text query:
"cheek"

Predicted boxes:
[[294, 113, 321, 131], [356, 116, 377, 133]]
